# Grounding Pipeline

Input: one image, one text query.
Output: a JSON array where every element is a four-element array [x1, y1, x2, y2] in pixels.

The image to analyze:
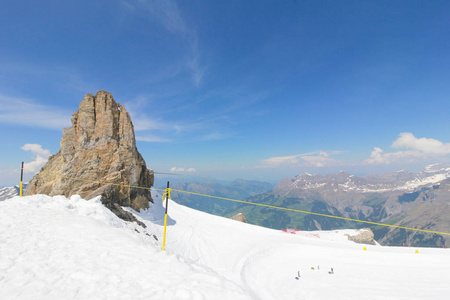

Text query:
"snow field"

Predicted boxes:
[[0, 195, 249, 299], [143, 196, 450, 299], [1, 192, 450, 299]]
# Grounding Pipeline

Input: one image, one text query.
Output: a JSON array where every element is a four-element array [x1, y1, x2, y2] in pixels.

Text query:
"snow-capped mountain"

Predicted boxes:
[[228, 164, 450, 247], [277, 164, 450, 194], [0, 185, 21, 201]]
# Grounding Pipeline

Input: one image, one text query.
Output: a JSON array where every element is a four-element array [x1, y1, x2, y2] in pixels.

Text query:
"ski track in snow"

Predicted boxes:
[[1, 192, 450, 299]]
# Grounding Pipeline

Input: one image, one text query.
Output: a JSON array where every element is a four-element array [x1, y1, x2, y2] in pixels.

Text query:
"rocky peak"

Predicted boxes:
[[26, 90, 154, 212], [62, 91, 135, 158]]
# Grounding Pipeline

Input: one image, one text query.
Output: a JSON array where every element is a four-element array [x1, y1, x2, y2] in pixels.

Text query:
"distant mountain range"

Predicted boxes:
[[0, 185, 25, 201], [278, 164, 450, 194], [169, 179, 274, 215], [226, 164, 450, 247]]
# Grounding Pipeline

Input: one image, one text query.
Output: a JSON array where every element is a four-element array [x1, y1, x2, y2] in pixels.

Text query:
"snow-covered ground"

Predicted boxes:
[[1, 191, 449, 299]]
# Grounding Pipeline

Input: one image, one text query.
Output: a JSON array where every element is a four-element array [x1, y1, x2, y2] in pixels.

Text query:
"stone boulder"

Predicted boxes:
[[231, 213, 248, 223], [26, 90, 154, 213], [346, 228, 376, 245]]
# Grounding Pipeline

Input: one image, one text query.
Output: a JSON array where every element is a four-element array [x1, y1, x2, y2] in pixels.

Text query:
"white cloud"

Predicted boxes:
[[133, 118, 162, 132], [366, 147, 385, 164], [170, 167, 196, 173], [261, 151, 340, 168], [201, 132, 232, 141], [392, 132, 450, 154], [262, 154, 303, 166], [0, 94, 71, 129], [136, 135, 171, 143], [124, 96, 176, 143], [365, 132, 450, 165], [124, 96, 160, 131], [20, 144, 52, 173]]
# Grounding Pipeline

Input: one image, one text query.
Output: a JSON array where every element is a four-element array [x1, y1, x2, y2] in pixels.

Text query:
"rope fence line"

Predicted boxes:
[[0, 168, 20, 173], [153, 172, 183, 176], [60, 176, 160, 191], [1, 168, 182, 175], [31, 175, 450, 237], [169, 189, 450, 237]]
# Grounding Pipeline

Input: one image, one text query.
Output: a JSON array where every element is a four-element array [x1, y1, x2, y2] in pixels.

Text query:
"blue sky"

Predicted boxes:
[[1, 0, 450, 185]]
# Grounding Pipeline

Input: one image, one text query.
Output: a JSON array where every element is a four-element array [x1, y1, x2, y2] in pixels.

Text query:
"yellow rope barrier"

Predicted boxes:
[[60, 176, 450, 237], [0, 168, 20, 173], [169, 188, 450, 237], [60, 176, 161, 191]]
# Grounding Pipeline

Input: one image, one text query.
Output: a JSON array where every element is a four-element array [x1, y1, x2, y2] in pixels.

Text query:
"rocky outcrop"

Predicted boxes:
[[231, 213, 248, 223], [346, 228, 376, 245], [26, 90, 154, 213]]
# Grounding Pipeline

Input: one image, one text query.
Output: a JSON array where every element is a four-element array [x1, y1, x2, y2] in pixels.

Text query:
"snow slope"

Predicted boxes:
[[1, 192, 449, 299]]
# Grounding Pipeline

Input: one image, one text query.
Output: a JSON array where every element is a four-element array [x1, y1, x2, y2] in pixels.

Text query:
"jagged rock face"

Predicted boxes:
[[26, 90, 154, 211]]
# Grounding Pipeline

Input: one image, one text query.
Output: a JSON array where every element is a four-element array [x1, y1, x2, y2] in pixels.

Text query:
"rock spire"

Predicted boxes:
[[26, 90, 154, 211]]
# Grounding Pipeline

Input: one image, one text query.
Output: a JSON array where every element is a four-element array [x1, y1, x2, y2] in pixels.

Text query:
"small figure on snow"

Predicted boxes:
[[328, 267, 334, 275], [295, 271, 301, 280], [310, 267, 315, 270]]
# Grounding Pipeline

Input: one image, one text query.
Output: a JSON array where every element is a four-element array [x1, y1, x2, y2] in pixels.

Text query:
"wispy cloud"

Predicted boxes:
[[21, 144, 52, 173], [124, 95, 180, 142], [136, 135, 172, 143], [0, 94, 71, 129], [201, 131, 235, 141], [186, 40, 205, 86], [260, 151, 342, 168], [124, 96, 165, 131], [170, 167, 196, 173], [365, 132, 450, 164], [0, 61, 94, 93], [121, 0, 205, 86], [124, 88, 268, 143]]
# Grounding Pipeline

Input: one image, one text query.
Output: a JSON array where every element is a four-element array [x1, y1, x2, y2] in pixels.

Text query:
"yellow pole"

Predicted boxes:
[[162, 214, 168, 250], [20, 162, 24, 197], [162, 181, 170, 250]]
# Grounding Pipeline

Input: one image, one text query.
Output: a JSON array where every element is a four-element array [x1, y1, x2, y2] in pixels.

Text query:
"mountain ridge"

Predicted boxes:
[[278, 164, 450, 194], [227, 164, 450, 247]]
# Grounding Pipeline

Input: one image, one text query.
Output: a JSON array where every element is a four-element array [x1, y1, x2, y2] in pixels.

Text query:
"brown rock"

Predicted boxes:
[[231, 213, 248, 223], [26, 90, 154, 211], [346, 228, 376, 245]]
